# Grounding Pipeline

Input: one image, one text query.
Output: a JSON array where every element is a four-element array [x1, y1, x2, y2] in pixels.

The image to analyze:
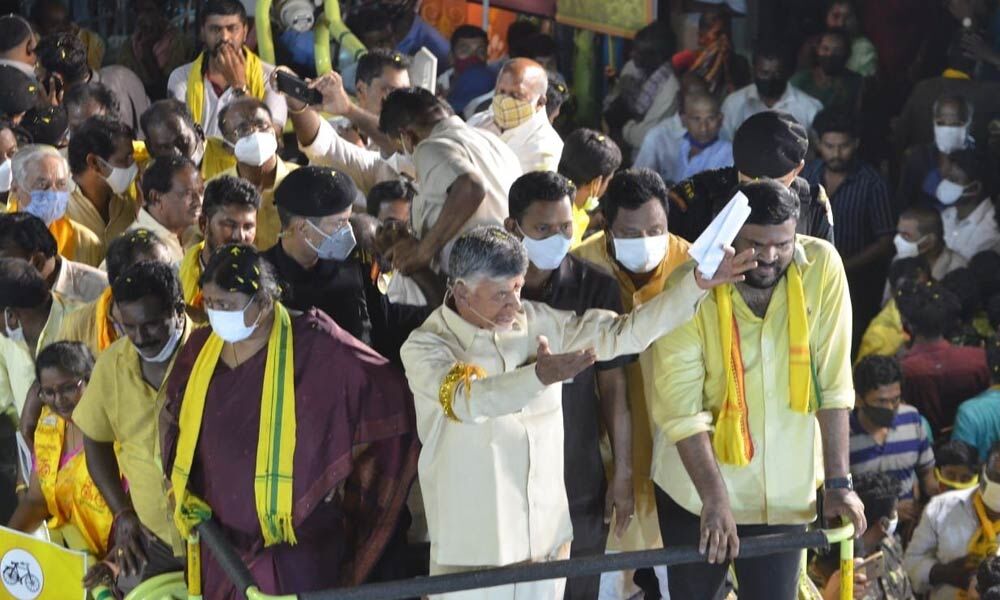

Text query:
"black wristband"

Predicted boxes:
[[825, 475, 854, 491]]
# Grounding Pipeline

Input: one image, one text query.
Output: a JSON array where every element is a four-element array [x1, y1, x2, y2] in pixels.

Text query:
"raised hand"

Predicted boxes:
[[309, 70, 353, 116], [215, 43, 247, 90], [694, 246, 757, 290], [534, 335, 597, 385]]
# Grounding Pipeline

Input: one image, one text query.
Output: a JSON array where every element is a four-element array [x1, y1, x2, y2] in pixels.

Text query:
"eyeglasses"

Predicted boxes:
[[228, 119, 273, 141], [39, 379, 84, 401]]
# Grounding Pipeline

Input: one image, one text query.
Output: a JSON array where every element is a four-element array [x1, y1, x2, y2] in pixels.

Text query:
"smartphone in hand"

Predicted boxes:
[[276, 70, 322, 107]]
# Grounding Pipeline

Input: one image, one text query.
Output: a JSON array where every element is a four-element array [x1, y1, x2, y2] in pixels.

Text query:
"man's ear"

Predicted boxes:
[[792, 159, 805, 178], [28, 251, 48, 274], [503, 217, 520, 237], [86, 152, 103, 174]]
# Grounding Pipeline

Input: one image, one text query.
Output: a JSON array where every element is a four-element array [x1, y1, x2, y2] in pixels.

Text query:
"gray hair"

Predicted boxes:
[[11, 144, 68, 191], [932, 93, 974, 125], [449, 225, 529, 282]]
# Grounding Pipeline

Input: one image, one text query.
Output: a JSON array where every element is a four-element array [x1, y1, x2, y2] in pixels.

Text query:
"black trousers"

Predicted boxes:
[[654, 486, 805, 600], [564, 503, 609, 600]]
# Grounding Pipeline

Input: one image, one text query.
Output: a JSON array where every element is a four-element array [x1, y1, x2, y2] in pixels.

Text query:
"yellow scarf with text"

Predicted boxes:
[[171, 302, 298, 547], [713, 262, 814, 467], [186, 48, 265, 180], [960, 493, 1000, 599]]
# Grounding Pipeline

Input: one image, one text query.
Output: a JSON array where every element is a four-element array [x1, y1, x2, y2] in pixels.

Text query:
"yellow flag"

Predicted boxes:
[[0, 525, 88, 600]]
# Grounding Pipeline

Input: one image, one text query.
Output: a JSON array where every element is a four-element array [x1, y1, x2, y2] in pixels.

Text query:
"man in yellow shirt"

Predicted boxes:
[[67, 116, 139, 246], [58, 229, 172, 356], [73, 261, 190, 592], [572, 167, 692, 596], [557, 128, 622, 248], [178, 176, 258, 318], [0, 258, 75, 418], [213, 96, 295, 251], [645, 179, 865, 599], [10, 145, 104, 267]]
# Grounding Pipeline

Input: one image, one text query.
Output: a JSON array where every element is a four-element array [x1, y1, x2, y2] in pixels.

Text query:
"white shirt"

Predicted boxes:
[[468, 108, 563, 173], [51, 258, 107, 304], [167, 59, 288, 139], [720, 82, 823, 140], [941, 199, 1000, 261], [401, 271, 705, 567], [904, 488, 986, 600], [299, 118, 414, 195], [634, 120, 733, 184], [412, 116, 522, 271]]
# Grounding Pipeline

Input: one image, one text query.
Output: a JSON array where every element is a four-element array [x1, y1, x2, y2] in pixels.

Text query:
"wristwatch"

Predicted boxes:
[[825, 475, 854, 491]]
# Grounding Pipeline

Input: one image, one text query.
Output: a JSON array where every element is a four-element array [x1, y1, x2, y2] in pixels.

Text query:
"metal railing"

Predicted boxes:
[[193, 520, 856, 600]]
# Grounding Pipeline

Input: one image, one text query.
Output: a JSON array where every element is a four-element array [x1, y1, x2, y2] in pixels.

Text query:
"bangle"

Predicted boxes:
[[15, 483, 27, 493], [288, 104, 308, 115]]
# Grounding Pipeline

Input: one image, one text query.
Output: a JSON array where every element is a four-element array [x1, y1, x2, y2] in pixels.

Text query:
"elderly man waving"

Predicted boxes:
[[401, 225, 754, 600]]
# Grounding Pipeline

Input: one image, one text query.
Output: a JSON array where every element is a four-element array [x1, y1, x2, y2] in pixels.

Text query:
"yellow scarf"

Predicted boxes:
[[713, 262, 814, 467], [50, 217, 77, 260], [34, 406, 114, 556], [186, 48, 265, 179], [179, 242, 205, 310], [93, 288, 116, 352], [171, 302, 298, 547], [959, 493, 1000, 599]]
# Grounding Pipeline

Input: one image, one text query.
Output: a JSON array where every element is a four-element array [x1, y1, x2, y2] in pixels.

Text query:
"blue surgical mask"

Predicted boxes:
[[305, 220, 357, 261], [24, 190, 70, 225]]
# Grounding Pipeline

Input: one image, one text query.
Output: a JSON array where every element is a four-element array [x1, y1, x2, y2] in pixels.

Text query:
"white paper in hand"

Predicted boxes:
[[410, 47, 438, 94], [688, 191, 751, 278]]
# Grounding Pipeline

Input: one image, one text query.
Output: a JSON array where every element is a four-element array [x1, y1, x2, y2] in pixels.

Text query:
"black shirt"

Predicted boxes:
[[668, 167, 835, 244], [262, 241, 432, 366], [521, 254, 632, 538]]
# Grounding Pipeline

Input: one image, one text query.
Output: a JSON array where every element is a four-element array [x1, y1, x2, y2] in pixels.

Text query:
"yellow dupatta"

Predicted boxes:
[[185, 48, 266, 179], [34, 406, 114, 556], [959, 493, 1000, 599], [50, 217, 77, 260], [93, 288, 117, 352], [179, 242, 205, 310], [171, 302, 298, 547], [712, 262, 814, 467]]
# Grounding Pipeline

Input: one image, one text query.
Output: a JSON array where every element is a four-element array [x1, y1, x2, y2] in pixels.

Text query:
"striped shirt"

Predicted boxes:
[[801, 160, 894, 260], [849, 404, 935, 500]]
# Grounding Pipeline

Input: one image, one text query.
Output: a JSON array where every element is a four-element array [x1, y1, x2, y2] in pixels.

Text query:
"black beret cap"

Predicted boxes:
[[0, 65, 40, 117], [274, 165, 358, 217], [732, 110, 808, 179]]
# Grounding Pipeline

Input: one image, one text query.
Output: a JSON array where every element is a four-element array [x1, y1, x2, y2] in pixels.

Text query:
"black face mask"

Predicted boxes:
[[755, 77, 787, 99], [817, 54, 848, 76], [862, 404, 896, 428]]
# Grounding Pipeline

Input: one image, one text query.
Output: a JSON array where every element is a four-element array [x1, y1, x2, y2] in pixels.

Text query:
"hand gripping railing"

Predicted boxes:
[[194, 520, 856, 600]]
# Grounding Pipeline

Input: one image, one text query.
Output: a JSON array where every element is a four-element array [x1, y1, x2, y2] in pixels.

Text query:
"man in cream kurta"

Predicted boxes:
[[401, 225, 750, 599]]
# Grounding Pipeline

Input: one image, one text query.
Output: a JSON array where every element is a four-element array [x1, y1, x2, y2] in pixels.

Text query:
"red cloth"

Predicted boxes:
[[161, 309, 418, 599], [900, 339, 990, 436]]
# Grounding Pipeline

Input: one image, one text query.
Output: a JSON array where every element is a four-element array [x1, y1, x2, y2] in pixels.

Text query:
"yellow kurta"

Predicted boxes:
[[645, 237, 855, 525], [71, 319, 194, 555], [67, 188, 137, 248], [214, 156, 298, 252], [0, 293, 76, 418], [572, 231, 692, 552]]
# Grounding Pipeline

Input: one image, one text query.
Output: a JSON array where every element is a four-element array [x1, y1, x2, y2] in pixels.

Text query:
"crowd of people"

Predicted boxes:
[[3, 0, 1000, 599]]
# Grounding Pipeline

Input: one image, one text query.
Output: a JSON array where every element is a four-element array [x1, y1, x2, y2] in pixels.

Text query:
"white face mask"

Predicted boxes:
[[893, 233, 925, 258], [0, 159, 12, 193], [137, 319, 183, 363], [934, 124, 969, 154], [936, 178, 968, 206], [520, 229, 572, 271], [206, 295, 260, 343], [234, 131, 278, 167], [883, 515, 899, 537], [3, 309, 24, 344], [982, 471, 1000, 512], [612, 234, 668, 274], [100, 159, 139, 195]]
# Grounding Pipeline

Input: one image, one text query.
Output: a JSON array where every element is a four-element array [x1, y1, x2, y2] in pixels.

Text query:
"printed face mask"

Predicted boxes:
[[492, 94, 536, 130]]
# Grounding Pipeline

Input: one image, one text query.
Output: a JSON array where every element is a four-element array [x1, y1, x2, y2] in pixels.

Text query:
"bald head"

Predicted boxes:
[[497, 58, 549, 108]]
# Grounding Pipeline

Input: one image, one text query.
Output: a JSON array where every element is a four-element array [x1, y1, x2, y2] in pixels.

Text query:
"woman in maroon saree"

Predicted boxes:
[[161, 244, 419, 598]]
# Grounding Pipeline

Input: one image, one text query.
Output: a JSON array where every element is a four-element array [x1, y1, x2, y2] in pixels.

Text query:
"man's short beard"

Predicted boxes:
[[742, 262, 790, 289]]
